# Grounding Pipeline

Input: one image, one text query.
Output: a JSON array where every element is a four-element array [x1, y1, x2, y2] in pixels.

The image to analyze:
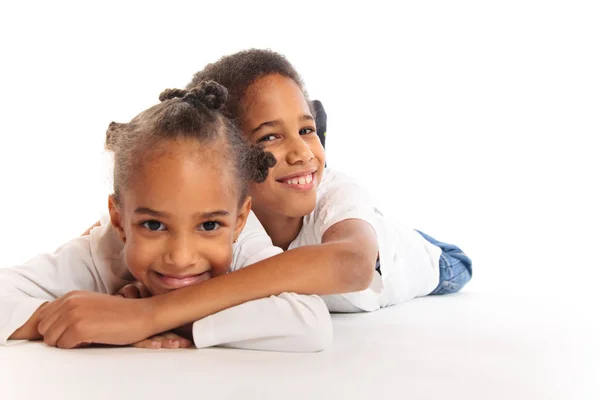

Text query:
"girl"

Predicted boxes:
[[113, 49, 471, 320], [0, 82, 332, 352]]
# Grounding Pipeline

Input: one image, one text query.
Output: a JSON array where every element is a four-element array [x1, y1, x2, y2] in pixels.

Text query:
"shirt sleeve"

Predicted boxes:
[[0, 224, 130, 345], [201, 212, 332, 352], [230, 211, 283, 271], [192, 292, 332, 353], [314, 169, 380, 239]]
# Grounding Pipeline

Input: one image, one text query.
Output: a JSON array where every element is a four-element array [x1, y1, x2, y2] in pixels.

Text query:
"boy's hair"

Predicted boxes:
[[187, 49, 312, 126], [106, 81, 275, 204]]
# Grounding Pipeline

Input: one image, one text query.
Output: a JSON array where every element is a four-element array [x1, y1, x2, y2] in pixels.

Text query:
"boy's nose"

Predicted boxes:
[[286, 136, 314, 165]]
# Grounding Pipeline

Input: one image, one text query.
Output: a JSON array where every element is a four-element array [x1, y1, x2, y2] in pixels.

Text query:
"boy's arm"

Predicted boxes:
[[145, 218, 378, 334]]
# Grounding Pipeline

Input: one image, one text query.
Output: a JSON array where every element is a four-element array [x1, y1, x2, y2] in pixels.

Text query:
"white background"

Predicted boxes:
[[1, 0, 598, 298]]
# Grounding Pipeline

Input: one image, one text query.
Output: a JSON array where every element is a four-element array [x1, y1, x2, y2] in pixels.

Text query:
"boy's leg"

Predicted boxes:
[[417, 230, 472, 295]]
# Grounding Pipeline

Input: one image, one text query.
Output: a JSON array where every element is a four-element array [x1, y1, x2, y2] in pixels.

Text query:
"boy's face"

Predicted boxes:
[[240, 74, 326, 221], [109, 138, 250, 295]]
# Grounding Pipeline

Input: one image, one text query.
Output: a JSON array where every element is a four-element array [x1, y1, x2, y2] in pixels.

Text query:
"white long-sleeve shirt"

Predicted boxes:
[[0, 211, 332, 352]]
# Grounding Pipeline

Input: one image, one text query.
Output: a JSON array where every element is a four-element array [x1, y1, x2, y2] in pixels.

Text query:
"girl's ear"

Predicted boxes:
[[108, 195, 126, 242], [233, 196, 252, 243]]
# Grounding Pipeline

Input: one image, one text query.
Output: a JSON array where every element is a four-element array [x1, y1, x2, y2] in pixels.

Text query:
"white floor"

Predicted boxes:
[[1, 293, 596, 400]]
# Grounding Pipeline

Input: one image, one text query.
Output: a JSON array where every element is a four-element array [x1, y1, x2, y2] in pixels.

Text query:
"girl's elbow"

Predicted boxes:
[[293, 294, 333, 352], [302, 309, 333, 352]]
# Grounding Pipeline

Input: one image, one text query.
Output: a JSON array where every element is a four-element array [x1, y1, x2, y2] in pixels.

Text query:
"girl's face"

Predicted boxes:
[[109, 138, 250, 296], [240, 74, 326, 220]]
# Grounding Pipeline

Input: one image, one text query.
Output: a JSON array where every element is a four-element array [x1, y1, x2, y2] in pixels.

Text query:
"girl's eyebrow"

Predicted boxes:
[[134, 208, 229, 219], [135, 207, 168, 217]]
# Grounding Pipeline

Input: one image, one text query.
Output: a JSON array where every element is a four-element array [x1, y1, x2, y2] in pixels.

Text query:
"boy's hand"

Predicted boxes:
[[37, 291, 156, 349], [132, 331, 193, 349]]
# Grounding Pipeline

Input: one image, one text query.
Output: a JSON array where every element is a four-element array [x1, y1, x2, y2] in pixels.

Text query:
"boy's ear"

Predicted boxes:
[[233, 196, 252, 243], [108, 195, 126, 242]]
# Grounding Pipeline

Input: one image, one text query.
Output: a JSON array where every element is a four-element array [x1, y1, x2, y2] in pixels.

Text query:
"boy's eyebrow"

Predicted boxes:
[[251, 120, 281, 134], [300, 114, 315, 122], [251, 114, 315, 134], [134, 208, 229, 219]]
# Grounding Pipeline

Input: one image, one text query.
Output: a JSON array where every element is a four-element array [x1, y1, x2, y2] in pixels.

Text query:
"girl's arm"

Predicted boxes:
[[5, 221, 333, 352], [190, 293, 332, 352], [0, 233, 123, 344]]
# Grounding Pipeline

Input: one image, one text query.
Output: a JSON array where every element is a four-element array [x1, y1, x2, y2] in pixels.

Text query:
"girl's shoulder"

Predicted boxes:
[[231, 211, 282, 271]]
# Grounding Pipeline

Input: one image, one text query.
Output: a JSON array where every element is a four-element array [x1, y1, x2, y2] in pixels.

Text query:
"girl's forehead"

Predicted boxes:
[[125, 140, 239, 211]]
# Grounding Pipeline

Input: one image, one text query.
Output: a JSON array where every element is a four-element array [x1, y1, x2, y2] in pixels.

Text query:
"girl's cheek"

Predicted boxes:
[[125, 241, 156, 279], [213, 242, 235, 277]]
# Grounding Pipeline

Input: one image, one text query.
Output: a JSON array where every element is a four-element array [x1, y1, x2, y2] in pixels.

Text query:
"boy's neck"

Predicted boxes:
[[253, 209, 303, 251]]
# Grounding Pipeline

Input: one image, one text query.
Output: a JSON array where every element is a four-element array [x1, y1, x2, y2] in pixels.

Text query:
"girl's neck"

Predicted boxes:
[[253, 208, 303, 251]]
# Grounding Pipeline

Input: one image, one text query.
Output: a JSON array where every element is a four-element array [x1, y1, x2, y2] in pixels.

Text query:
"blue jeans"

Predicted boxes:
[[417, 230, 472, 295]]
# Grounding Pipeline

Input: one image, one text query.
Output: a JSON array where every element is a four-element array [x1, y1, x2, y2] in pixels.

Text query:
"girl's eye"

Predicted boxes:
[[300, 127, 316, 135], [199, 221, 221, 232], [142, 220, 165, 231], [257, 134, 278, 143]]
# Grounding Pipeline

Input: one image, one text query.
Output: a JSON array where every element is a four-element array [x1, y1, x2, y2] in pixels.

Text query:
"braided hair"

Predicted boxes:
[[106, 81, 275, 205]]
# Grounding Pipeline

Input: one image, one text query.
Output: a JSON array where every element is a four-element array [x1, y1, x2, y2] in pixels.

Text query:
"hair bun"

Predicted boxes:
[[159, 88, 187, 102], [247, 145, 276, 183], [158, 81, 228, 111], [187, 81, 228, 111], [105, 121, 127, 151]]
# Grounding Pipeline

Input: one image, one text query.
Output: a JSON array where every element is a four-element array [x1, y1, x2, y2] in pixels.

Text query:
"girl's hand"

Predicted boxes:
[[117, 281, 152, 299], [132, 331, 193, 349], [37, 291, 156, 349]]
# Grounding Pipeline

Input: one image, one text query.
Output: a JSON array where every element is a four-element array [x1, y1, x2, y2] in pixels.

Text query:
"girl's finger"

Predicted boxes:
[[133, 282, 152, 298], [37, 301, 66, 335], [41, 313, 69, 348], [56, 327, 84, 349], [118, 285, 141, 299], [37, 299, 61, 323], [162, 332, 192, 348], [132, 338, 162, 349], [159, 338, 181, 349]]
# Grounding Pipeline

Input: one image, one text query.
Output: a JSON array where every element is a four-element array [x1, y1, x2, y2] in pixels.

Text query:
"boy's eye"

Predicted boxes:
[[300, 127, 315, 135], [257, 134, 278, 143], [142, 220, 165, 231], [199, 221, 220, 232]]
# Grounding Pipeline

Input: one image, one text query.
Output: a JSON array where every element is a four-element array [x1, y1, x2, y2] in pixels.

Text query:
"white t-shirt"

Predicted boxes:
[[289, 168, 442, 312], [0, 211, 332, 352]]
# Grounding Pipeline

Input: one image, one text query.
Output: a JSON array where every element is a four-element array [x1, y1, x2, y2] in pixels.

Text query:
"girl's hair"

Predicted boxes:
[[187, 49, 312, 126], [105, 81, 275, 205]]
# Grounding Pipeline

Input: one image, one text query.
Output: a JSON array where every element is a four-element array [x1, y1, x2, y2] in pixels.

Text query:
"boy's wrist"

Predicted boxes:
[[141, 295, 176, 335]]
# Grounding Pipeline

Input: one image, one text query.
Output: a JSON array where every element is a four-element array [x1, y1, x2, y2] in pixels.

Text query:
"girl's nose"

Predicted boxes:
[[164, 235, 198, 269]]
